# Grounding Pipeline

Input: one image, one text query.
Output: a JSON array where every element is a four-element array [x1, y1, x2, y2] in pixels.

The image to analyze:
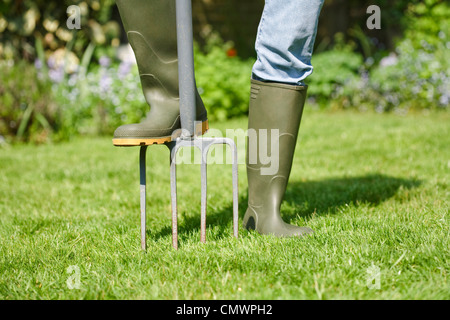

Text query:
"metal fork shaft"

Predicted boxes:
[[176, 0, 196, 137], [139, 145, 148, 251]]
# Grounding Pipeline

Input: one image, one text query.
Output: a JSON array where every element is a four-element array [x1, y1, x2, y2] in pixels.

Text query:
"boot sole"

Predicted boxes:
[[112, 120, 209, 146]]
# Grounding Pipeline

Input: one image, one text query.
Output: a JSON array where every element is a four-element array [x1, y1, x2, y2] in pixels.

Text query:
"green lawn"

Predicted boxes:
[[0, 109, 448, 299]]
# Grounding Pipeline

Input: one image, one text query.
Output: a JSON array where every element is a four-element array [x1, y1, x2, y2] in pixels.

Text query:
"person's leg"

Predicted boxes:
[[244, 0, 324, 236], [112, 0, 208, 146], [252, 0, 324, 85]]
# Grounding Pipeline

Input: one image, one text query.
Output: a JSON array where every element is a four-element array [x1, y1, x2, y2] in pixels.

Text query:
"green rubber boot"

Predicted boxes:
[[243, 79, 314, 237], [113, 0, 208, 146]]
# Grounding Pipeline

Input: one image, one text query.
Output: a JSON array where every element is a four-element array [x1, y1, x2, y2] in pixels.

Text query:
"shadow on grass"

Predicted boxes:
[[284, 174, 421, 220], [149, 173, 421, 241]]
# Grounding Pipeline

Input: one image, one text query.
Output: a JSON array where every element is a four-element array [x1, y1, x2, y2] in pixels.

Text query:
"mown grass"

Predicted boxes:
[[0, 109, 448, 299]]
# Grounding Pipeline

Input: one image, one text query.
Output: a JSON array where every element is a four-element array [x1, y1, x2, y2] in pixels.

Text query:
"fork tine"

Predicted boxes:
[[200, 153, 207, 243], [170, 143, 179, 250], [139, 145, 148, 251]]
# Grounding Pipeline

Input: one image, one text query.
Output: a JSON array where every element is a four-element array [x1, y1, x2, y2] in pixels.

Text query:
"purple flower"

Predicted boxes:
[[99, 56, 111, 68], [48, 67, 64, 83], [379, 53, 398, 68], [99, 73, 112, 93], [47, 56, 56, 69], [118, 61, 132, 79], [34, 59, 42, 70], [68, 73, 78, 86]]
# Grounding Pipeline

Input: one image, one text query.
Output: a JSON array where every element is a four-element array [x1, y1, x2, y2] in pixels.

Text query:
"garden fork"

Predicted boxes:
[[139, 0, 239, 251]]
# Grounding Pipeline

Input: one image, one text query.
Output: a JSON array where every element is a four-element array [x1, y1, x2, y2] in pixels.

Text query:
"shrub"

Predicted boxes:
[[0, 60, 57, 143], [349, 0, 450, 112], [0, 0, 119, 62], [0, 36, 255, 143], [365, 39, 449, 112], [307, 45, 364, 108], [306, 1, 449, 113], [194, 39, 254, 121], [49, 38, 254, 140], [47, 55, 147, 141]]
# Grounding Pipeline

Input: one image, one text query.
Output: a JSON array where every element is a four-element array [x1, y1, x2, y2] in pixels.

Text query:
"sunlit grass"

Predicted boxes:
[[0, 109, 448, 299]]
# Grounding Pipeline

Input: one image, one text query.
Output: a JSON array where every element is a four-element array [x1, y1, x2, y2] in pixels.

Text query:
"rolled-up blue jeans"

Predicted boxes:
[[252, 0, 325, 85]]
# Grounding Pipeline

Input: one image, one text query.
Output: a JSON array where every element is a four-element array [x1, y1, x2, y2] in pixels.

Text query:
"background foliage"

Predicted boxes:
[[0, 0, 119, 62], [308, 0, 449, 112], [0, 0, 448, 143]]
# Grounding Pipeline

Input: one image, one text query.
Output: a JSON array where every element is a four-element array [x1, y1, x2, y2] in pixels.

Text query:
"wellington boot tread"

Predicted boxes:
[[112, 119, 209, 146]]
